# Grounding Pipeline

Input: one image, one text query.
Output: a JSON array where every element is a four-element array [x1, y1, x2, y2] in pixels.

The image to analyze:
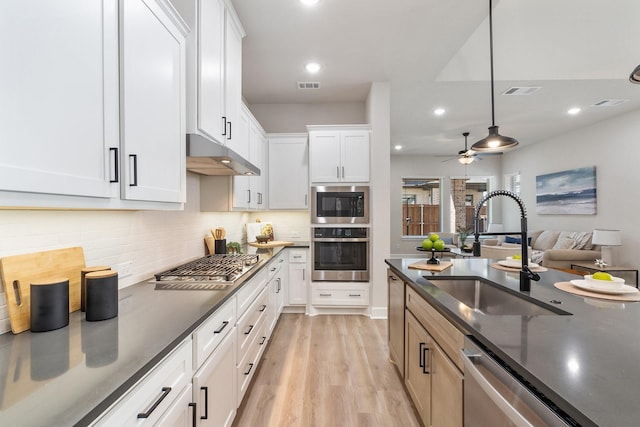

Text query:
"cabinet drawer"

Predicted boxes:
[[406, 286, 465, 370], [93, 339, 193, 426], [237, 319, 269, 404], [193, 297, 236, 369], [311, 284, 369, 306], [236, 268, 267, 318], [237, 286, 269, 360], [288, 249, 307, 263], [266, 254, 285, 281]]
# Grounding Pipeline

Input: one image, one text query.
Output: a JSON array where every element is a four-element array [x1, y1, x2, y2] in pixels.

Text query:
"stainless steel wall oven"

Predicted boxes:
[[312, 227, 369, 281], [311, 186, 369, 224]]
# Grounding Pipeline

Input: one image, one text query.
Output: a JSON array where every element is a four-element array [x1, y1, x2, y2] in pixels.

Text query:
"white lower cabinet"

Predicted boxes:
[[287, 249, 308, 306], [192, 328, 237, 427], [93, 339, 193, 426], [154, 384, 195, 427]]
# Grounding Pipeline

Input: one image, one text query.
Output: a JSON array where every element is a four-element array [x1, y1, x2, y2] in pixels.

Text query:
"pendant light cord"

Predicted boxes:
[[489, 0, 495, 127]]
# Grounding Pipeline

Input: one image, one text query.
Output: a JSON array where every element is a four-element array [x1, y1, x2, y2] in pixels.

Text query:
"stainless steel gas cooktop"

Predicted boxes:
[[152, 254, 260, 290]]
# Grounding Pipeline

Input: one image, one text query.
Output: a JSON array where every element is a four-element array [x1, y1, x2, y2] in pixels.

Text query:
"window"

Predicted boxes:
[[402, 178, 441, 236], [505, 172, 521, 195], [451, 177, 489, 234]]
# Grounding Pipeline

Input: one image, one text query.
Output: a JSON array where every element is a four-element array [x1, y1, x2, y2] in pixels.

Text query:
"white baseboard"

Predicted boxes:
[[370, 306, 388, 319]]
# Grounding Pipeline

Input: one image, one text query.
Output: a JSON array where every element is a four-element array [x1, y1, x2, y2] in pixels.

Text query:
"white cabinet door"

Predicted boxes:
[[341, 131, 370, 182], [0, 0, 118, 199], [197, 0, 225, 142], [192, 329, 237, 427], [120, 0, 187, 203], [232, 109, 251, 209], [268, 135, 309, 209], [288, 263, 308, 305], [223, 10, 243, 150], [249, 123, 266, 209], [309, 132, 341, 183]]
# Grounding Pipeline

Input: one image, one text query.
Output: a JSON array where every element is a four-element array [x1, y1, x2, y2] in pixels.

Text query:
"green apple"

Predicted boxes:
[[422, 239, 433, 250], [429, 233, 440, 242], [433, 239, 446, 251], [592, 271, 613, 281]]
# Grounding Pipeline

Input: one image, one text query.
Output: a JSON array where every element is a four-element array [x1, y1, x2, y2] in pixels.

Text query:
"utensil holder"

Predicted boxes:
[[85, 270, 119, 322], [214, 239, 227, 254], [30, 277, 69, 332], [81, 266, 111, 312]]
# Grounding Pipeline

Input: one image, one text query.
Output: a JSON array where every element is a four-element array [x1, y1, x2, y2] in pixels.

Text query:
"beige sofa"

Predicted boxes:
[[479, 230, 601, 269]]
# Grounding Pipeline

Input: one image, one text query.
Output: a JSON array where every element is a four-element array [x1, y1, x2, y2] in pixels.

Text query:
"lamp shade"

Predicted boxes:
[[487, 223, 504, 233], [471, 126, 518, 152], [592, 229, 621, 246]]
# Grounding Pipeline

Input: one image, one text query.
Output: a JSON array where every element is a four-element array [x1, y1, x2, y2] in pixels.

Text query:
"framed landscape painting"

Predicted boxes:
[[536, 166, 597, 215]]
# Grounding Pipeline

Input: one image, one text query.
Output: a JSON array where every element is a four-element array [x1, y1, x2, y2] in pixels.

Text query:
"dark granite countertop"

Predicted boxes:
[[0, 244, 306, 427], [386, 257, 640, 427]]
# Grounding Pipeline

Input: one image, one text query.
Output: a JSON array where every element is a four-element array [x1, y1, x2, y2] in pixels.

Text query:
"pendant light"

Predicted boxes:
[[631, 64, 640, 84], [471, 0, 519, 152]]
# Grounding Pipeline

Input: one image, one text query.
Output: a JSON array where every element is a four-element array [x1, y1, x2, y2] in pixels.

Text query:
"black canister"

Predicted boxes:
[[214, 239, 227, 254], [85, 270, 119, 321], [30, 277, 70, 332], [80, 266, 111, 312]]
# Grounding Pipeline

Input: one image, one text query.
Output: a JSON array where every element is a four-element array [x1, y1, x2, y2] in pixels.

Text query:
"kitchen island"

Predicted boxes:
[[0, 244, 305, 426], [386, 257, 640, 427]]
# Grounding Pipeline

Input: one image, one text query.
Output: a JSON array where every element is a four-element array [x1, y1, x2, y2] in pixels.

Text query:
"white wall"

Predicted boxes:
[[366, 82, 391, 318], [502, 109, 640, 267], [390, 155, 502, 256], [248, 103, 366, 133]]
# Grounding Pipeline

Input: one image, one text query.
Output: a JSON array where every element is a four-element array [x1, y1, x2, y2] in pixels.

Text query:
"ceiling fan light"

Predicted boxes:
[[458, 156, 474, 165], [631, 64, 640, 84], [471, 125, 518, 152]]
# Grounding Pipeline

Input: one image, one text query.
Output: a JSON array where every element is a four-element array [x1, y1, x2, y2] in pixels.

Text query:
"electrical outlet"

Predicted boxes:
[[291, 231, 301, 239], [114, 261, 133, 279]]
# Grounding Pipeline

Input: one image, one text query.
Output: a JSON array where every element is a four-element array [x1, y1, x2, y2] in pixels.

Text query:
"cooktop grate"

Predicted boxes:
[[153, 254, 260, 287]]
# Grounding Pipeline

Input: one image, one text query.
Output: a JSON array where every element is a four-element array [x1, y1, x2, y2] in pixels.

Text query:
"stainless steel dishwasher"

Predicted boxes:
[[462, 337, 573, 427]]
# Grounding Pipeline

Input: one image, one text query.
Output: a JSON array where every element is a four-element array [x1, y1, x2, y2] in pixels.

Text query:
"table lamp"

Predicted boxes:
[[592, 229, 622, 266]]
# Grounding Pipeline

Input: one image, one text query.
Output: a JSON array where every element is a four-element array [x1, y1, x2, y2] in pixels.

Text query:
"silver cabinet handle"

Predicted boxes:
[[336, 166, 340, 179], [341, 166, 345, 178]]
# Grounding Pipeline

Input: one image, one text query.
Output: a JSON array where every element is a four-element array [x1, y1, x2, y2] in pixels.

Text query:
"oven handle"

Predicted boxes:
[[312, 238, 369, 243], [461, 349, 534, 427]]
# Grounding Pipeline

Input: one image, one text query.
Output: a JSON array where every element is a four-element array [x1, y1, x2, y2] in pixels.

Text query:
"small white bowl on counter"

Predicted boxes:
[[584, 274, 625, 291]]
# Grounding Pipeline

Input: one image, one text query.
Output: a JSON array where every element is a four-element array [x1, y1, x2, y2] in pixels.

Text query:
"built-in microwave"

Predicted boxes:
[[311, 186, 369, 224]]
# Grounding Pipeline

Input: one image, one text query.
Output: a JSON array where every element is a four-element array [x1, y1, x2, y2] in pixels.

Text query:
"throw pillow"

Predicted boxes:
[[533, 230, 561, 250], [505, 236, 521, 244], [573, 231, 593, 250], [552, 231, 579, 250], [441, 236, 454, 245]]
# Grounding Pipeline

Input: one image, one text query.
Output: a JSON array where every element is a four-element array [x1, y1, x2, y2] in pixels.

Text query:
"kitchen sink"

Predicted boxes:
[[427, 278, 569, 316]]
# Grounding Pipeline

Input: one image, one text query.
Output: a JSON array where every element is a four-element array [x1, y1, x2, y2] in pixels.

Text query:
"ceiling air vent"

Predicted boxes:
[[501, 86, 541, 96], [297, 82, 320, 89], [591, 99, 629, 107]]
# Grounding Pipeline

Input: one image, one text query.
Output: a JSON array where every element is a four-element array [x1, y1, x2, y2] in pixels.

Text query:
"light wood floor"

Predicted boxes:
[[233, 314, 421, 427]]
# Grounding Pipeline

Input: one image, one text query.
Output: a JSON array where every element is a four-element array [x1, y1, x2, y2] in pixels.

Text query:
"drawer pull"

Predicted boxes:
[[200, 386, 209, 420], [137, 387, 171, 418], [419, 342, 430, 374], [244, 324, 254, 335], [259, 304, 267, 312], [349, 293, 362, 297], [319, 293, 332, 297], [259, 336, 267, 345], [244, 362, 254, 375], [270, 267, 276, 272], [189, 402, 196, 427], [213, 321, 229, 334]]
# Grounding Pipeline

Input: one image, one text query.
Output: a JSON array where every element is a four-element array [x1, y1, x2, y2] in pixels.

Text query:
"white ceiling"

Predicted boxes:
[[231, 0, 640, 156]]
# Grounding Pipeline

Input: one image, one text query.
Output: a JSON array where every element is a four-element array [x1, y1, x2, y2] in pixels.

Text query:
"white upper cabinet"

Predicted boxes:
[[120, 0, 188, 204], [0, 0, 119, 199], [186, 0, 245, 152], [232, 105, 265, 210], [268, 134, 309, 210], [0, 0, 188, 209], [308, 125, 371, 183]]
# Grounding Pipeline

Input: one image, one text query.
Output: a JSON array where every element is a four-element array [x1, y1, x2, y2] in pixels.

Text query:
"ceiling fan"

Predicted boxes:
[[443, 132, 502, 164]]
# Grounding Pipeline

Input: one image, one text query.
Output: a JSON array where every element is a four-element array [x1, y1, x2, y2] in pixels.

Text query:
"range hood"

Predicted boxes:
[[186, 133, 260, 176]]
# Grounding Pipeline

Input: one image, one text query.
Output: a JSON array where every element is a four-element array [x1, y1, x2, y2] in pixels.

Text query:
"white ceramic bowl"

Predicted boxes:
[[584, 274, 625, 290], [506, 256, 531, 263]]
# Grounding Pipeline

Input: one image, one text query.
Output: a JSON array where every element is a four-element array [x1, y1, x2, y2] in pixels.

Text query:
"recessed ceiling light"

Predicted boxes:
[[305, 62, 321, 73], [300, 0, 319, 5], [568, 107, 581, 115], [433, 108, 446, 116], [394, 145, 402, 150]]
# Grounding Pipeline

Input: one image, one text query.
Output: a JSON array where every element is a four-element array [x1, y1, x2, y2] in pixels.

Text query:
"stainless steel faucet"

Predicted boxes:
[[471, 190, 540, 292]]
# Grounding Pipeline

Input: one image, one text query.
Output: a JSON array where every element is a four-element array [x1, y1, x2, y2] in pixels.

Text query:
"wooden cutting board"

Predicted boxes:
[[408, 261, 453, 272], [0, 247, 86, 333], [248, 241, 294, 248]]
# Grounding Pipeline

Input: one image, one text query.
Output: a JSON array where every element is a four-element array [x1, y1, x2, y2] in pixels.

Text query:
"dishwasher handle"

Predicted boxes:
[[461, 349, 534, 427]]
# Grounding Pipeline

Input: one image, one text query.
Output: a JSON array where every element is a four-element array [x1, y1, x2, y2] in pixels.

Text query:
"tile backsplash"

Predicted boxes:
[[0, 175, 310, 335]]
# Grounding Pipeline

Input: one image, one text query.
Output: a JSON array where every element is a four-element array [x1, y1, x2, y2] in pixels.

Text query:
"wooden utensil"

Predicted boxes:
[[0, 247, 86, 333]]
